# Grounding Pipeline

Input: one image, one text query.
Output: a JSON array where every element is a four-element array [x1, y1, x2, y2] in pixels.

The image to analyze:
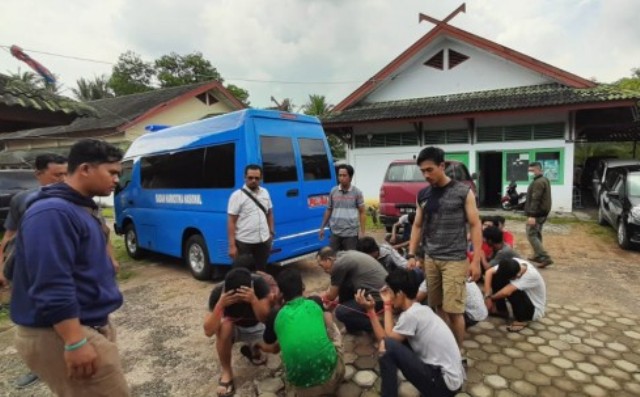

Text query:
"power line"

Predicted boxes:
[[0, 44, 112, 65], [0, 44, 365, 85]]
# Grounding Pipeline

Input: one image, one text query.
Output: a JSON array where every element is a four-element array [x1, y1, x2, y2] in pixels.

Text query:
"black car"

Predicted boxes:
[[598, 169, 640, 249], [0, 169, 39, 228]]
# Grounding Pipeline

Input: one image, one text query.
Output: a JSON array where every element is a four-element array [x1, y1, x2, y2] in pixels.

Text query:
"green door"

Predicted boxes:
[[445, 152, 469, 168]]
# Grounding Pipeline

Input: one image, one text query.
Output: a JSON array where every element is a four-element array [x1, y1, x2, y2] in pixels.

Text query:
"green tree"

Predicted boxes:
[[72, 75, 114, 101], [225, 84, 250, 106], [155, 52, 222, 88], [108, 51, 155, 96], [612, 67, 640, 93], [301, 94, 345, 159]]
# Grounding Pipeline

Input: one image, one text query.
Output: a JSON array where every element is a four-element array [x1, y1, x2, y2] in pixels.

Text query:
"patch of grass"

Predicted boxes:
[[100, 207, 114, 218], [547, 217, 584, 225], [0, 304, 9, 324], [366, 214, 383, 232], [584, 223, 617, 240]]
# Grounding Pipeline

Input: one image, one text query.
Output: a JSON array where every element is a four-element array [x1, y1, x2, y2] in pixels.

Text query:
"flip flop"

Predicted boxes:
[[217, 378, 235, 397], [240, 344, 266, 365], [507, 322, 528, 333]]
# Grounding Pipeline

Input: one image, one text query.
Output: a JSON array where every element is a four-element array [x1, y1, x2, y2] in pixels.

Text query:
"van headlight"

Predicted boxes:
[[631, 207, 640, 222]]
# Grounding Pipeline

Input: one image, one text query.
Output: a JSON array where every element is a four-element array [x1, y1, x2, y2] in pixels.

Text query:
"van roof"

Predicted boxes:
[[125, 109, 320, 158]]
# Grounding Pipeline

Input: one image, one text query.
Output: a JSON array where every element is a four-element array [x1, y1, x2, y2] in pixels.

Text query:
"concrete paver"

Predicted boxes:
[[305, 304, 640, 396]]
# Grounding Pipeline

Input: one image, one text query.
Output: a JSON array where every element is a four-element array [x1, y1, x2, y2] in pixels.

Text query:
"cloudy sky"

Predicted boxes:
[[1, 0, 638, 108]]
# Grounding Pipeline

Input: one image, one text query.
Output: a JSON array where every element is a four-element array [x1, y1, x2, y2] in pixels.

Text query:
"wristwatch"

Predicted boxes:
[[484, 293, 492, 300], [406, 253, 416, 259]]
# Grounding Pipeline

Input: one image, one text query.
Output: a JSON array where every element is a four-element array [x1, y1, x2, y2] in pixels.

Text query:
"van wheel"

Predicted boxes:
[[184, 235, 212, 280], [124, 224, 146, 260]]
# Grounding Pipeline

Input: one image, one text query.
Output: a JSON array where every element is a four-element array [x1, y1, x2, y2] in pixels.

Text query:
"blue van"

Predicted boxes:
[[114, 109, 336, 279]]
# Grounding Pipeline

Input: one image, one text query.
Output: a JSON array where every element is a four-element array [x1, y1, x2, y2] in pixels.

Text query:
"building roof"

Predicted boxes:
[[0, 80, 245, 141], [323, 84, 640, 125], [0, 73, 96, 117], [333, 23, 597, 112]]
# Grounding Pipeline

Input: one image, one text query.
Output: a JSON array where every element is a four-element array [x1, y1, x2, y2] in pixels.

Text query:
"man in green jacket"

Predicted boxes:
[[524, 162, 553, 268]]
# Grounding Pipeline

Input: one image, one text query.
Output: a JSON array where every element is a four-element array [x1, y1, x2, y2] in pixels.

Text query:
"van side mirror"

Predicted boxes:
[[471, 172, 478, 180]]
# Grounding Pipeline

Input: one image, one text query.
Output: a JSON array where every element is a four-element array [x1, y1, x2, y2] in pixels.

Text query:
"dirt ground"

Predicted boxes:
[[1, 215, 639, 396]]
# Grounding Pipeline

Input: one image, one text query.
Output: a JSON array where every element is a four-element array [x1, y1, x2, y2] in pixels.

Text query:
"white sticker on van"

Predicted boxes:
[[155, 194, 203, 205]]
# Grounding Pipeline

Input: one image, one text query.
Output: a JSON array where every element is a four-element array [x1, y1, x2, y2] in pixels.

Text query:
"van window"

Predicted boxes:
[[299, 138, 331, 180], [118, 160, 134, 191], [261, 136, 298, 183], [141, 143, 235, 189]]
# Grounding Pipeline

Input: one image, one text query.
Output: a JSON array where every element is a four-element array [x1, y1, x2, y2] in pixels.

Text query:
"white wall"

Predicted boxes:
[[347, 111, 575, 212], [366, 38, 555, 102]]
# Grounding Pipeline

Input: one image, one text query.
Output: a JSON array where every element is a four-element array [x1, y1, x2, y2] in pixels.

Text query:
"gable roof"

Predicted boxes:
[[0, 73, 96, 117], [323, 84, 640, 125], [333, 23, 596, 112], [0, 80, 246, 141]]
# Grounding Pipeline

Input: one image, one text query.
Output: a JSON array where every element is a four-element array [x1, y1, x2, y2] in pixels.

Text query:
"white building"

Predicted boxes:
[[323, 14, 640, 212]]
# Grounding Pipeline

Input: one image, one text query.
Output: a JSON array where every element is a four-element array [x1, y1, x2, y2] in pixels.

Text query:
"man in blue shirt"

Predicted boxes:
[[0, 153, 67, 389], [10, 140, 130, 396]]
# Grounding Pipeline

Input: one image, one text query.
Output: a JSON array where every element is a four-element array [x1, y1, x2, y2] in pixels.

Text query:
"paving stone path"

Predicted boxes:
[[254, 304, 640, 397]]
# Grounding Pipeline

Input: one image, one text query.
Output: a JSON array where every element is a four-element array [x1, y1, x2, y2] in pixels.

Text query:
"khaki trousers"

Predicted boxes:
[[15, 321, 130, 397]]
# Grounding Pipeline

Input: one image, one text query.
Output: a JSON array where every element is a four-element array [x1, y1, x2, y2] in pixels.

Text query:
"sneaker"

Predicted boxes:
[[537, 259, 554, 269], [14, 372, 38, 389]]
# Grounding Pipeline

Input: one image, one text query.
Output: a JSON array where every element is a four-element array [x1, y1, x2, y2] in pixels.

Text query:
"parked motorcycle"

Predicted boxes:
[[501, 181, 526, 211]]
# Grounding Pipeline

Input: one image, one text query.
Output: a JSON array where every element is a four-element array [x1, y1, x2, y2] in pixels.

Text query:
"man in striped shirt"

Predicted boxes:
[[319, 164, 366, 251]]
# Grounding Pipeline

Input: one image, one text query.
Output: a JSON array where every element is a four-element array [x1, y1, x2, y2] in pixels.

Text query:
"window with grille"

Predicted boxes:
[[424, 129, 469, 145], [354, 132, 418, 148], [478, 123, 565, 142]]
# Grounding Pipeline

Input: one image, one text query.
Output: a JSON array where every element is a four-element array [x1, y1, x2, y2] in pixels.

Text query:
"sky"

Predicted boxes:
[[1, 0, 639, 109]]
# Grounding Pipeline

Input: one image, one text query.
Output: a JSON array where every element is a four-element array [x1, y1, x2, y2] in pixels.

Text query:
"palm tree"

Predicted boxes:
[[72, 76, 114, 101], [301, 94, 333, 116], [301, 94, 345, 159], [7, 69, 39, 86]]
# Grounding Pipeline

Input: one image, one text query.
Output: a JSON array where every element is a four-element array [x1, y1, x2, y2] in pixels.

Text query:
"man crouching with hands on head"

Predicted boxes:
[[356, 268, 465, 397], [204, 267, 271, 397]]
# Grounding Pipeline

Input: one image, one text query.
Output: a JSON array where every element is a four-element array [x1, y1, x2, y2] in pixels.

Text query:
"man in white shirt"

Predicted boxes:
[[416, 281, 487, 329], [356, 268, 464, 397], [483, 258, 546, 332], [227, 164, 274, 272]]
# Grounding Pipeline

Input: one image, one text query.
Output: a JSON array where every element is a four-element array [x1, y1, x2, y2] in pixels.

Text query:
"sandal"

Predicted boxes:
[[217, 378, 235, 397], [240, 344, 266, 365], [507, 321, 528, 333]]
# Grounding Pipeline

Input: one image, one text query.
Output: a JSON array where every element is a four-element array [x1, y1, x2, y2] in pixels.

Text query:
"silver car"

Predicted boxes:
[[592, 159, 640, 204]]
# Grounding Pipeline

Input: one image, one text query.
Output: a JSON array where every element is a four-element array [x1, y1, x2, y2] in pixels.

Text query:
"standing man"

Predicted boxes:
[[524, 161, 553, 268], [228, 164, 275, 272], [317, 247, 387, 334], [407, 146, 482, 358], [319, 164, 366, 251], [10, 139, 129, 396], [0, 153, 67, 389], [355, 268, 465, 397]]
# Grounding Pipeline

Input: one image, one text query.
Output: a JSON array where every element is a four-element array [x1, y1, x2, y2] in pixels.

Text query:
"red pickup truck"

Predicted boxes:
[[378, 159, 477, 231]]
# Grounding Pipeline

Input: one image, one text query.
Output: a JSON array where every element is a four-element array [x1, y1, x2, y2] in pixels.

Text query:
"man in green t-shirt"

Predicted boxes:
[[255, 268, 344, 396]]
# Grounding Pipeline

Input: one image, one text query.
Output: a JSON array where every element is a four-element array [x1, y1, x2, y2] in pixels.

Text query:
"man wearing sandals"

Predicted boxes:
[[356, 268, 465, 397], [204, 267, 271, 396], [255, 268, 345, 396], [483, 258, 547, 332]]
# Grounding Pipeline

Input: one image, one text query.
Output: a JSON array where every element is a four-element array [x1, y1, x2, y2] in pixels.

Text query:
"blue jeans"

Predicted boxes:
[[335, 299, 382, 334], [379, 338, 456, 397]]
